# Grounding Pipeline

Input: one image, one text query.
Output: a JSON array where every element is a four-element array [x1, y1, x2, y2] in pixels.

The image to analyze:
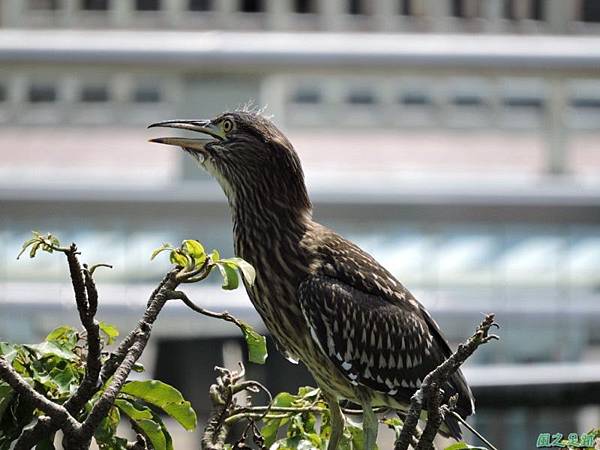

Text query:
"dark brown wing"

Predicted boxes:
[[299, 227, 475, 422]]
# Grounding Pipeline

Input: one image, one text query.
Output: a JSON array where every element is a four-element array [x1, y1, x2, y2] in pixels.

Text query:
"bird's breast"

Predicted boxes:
[[233, 227, 311, 358]]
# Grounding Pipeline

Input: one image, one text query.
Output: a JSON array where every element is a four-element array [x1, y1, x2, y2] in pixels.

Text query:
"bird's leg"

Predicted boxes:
[[358, 391, 378, 450], [322, 390, 344, 450]]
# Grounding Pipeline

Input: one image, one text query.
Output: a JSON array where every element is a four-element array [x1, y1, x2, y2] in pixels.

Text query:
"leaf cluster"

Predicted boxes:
[[17, 232, 62, 259], [151, 240, 266, 364], [257, 387, 369, 450], [151, 240, 255, 289], [0, 325, 196, 450]]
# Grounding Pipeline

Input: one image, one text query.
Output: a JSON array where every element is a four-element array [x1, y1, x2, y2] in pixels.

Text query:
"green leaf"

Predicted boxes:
[[273, 392, 295, 407], [382, 417, 403, 438], [115, 399, 167, 450], [169, 250, 189, 268], [25, 342, 76, 362], [0, 343, 18, 363], [29, 241, 41, 258], [261, 418, 283, 448], [120, 380, 197, 431], [94, 407, 126, 450], [99, 322, 119, 345], [35, 436, 56, 450], [348, 423, 370, 450], [46, 326, 78, 347], [150, 243, 173, 261], [17, 237, 38, 260], [297, 386, 321, 400], [115, 398, 152, 420], [219, 257, 256, 285], [209, 249, 220, 262], [0, 383, 14, 422], [182, 240, 206, 266], [261, 392, 296, 447], [47, 364, 78, 395], [216, 262, 239, 290], [444, 444, 488, 450], [239, 321, 268, 364]]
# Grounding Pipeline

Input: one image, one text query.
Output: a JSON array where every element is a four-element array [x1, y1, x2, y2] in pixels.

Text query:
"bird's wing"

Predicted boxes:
[[299, 275, 442, 397], [298, 228, 474, 417]]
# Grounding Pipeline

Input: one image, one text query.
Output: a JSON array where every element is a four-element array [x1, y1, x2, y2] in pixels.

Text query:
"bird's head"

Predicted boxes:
[[149, 111, 311, 212]]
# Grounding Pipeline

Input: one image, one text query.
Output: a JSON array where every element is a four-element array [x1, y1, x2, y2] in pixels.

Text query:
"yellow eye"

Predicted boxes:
[[222, 119, 233, 133]]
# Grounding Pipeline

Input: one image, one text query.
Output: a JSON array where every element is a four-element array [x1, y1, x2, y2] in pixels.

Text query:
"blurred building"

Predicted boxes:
[[1, 1, 600, 449]]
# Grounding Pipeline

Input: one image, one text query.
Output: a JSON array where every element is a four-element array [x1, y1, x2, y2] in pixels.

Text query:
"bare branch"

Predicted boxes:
[[64, 264, 102, 414], [101, 270, 176, 383], [88, 263, 113, 275], [167, 290, 245, 332], [80, 273, 179, 438], [415, 384, 443, 450], [14, 417, 54, 450], [395, 314, 499, 450]]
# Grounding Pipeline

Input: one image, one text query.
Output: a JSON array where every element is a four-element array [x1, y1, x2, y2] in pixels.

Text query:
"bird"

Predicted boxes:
[[149, 109, 474, 450]]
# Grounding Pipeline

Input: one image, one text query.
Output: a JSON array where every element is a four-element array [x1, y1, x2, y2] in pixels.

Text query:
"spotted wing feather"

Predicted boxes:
[[299, 275, 443, 397], [298, 227, 475, 424]]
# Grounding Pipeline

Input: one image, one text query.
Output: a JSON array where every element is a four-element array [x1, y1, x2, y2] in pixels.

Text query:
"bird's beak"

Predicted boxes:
[[148, 119, 224, 152]]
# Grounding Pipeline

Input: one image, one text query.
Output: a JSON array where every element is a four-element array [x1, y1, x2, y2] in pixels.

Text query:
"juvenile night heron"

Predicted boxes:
[[149, 111, 474, 449]]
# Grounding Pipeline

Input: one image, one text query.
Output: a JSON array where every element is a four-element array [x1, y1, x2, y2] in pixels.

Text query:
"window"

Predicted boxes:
[[451, 0, 464, 17], [348, 0, 367, 15], [294, 0, 314, 14], [135, 0, 160, 11], [582, 0, 600, 22], [452, 95, 484, 107], [0, 85, 6, 102], [28, 0, 59, 10], [571, 98, 600, 110], [133, 85, 161, 103], [81, 0, 109, 10], [503, 96, 544, 110], [346, 89, 375, 105], [400, 93, 430, 106], [189, 0, 211, 11], [504, 0, 543, 21], [451, 0, 480, 18], [80, 84, 109, 103], [400, 0, 412, 16], [531, 0, 543, 21], [240, 0, 263, 13], [28, 83, 57, 103], [292, 87, 321, 104]]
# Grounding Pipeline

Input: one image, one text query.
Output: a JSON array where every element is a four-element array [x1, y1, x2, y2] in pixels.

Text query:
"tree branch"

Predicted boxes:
[[64, 264, 102, 414], [167, 290, 247, 334], [5, 261, 182, 449], [0, 358, 80, 435], [395, 314, 499, 450], [80, 273, 179, 437], [100, 271, 176, 384]]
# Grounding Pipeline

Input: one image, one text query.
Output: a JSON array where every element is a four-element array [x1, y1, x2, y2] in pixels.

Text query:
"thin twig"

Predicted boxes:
[[444, 409, 498, 450], [167, 290, 246, 332]]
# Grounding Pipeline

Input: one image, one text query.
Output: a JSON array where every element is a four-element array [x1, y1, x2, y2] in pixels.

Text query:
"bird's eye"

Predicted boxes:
[[222, 119, 234, 133]]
